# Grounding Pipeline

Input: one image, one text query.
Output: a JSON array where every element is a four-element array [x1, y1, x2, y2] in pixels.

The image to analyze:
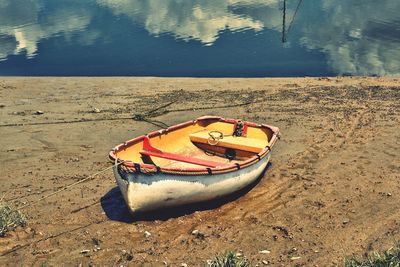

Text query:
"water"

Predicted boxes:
[[0, 0, 399, 77]]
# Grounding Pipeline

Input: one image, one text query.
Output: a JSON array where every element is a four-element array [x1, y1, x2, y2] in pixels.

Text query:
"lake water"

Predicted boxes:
[[0, 0, 399, 77]]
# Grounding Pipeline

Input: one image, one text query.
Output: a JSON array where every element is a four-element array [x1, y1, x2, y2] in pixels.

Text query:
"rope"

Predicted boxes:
[[132, 100, 176, 128], [17, 161, 125, 210], [208, 131, 224, 145], [0, 117, 134, 128], [286, 0, 303, 36], [121, 150, 271, 176]]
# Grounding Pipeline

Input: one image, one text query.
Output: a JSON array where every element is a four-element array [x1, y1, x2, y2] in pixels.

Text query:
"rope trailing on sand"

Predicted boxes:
[[0, 100, 255, 128], [132, 100, 178, 128], [17, 161, 125, 210], [132, 100, 255, 128], [0, 162, 124, 256], [0, 117, 134, 127], [1, 219, 105, 256]]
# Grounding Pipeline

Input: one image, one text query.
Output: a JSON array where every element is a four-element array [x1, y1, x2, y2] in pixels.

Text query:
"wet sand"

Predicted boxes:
[[0, 77, 399, 266]]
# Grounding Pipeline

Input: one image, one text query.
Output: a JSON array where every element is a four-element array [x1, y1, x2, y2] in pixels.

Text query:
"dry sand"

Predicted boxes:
[[0, 77, 399, 266]]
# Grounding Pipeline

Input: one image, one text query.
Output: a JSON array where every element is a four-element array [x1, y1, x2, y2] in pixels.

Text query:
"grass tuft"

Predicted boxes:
[[345, 241, 400, 267], [0, 201, 26, 237], [207, 251, 250, 267]]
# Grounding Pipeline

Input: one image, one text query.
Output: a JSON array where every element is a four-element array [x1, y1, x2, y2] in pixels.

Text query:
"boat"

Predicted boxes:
[[109, 116, 280, 214]]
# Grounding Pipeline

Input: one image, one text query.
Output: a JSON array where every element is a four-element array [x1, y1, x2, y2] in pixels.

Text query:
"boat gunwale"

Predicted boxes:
[[109, 116, 280, 175]]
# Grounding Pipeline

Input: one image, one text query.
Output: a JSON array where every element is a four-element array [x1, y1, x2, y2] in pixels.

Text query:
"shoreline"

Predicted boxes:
[[0, 76, 399, 266]]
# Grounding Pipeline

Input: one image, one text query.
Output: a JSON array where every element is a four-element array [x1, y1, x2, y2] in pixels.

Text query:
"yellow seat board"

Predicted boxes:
[[189, 131, 268, 153]]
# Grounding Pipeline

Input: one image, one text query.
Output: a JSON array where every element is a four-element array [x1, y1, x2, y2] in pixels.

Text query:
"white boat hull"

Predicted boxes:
[[113, 154, 270, 213]]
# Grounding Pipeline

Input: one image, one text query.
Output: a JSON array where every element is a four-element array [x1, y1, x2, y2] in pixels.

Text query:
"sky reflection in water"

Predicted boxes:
[[0, 0, 399, 76]]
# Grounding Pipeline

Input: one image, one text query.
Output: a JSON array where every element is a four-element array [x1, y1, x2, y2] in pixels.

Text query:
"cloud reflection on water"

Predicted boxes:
[[0, 0, 399, 76], [0, 0, 97, 61], [97, 0, 286, 45], [300, 0, 400, 75]]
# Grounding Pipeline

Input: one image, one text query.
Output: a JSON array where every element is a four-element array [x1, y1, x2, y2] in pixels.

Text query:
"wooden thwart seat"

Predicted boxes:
[[189, 131, 268, 153], [140, 136, 229, 168]]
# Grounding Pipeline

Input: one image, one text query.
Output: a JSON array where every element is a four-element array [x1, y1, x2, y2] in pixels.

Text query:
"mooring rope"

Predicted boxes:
[[0, 161, 125, 257], [17, 161, 125, 210], [286, 0, 303, 35]]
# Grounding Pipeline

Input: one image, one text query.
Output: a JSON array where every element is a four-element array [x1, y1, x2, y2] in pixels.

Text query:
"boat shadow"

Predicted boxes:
[[100, 162, 272, 223]]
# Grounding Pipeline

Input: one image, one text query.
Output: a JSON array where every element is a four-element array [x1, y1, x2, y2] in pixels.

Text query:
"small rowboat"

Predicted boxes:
[[109, 116, 280, 214]]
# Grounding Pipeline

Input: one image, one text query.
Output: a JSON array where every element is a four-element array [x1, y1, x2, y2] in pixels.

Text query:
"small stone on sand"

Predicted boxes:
[[191, 229, 199, 235], [144, 231, 151, 238]]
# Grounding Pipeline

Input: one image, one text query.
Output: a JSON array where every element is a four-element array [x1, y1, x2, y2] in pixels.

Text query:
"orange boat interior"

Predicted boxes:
[[114, 119, 273, 169]]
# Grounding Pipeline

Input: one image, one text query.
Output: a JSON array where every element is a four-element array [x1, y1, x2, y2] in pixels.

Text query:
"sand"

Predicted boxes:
[[0, 76, 399, 266]]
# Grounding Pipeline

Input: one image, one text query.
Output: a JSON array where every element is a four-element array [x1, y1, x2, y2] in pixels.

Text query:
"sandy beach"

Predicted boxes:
[[0, 76, 399, 266]]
